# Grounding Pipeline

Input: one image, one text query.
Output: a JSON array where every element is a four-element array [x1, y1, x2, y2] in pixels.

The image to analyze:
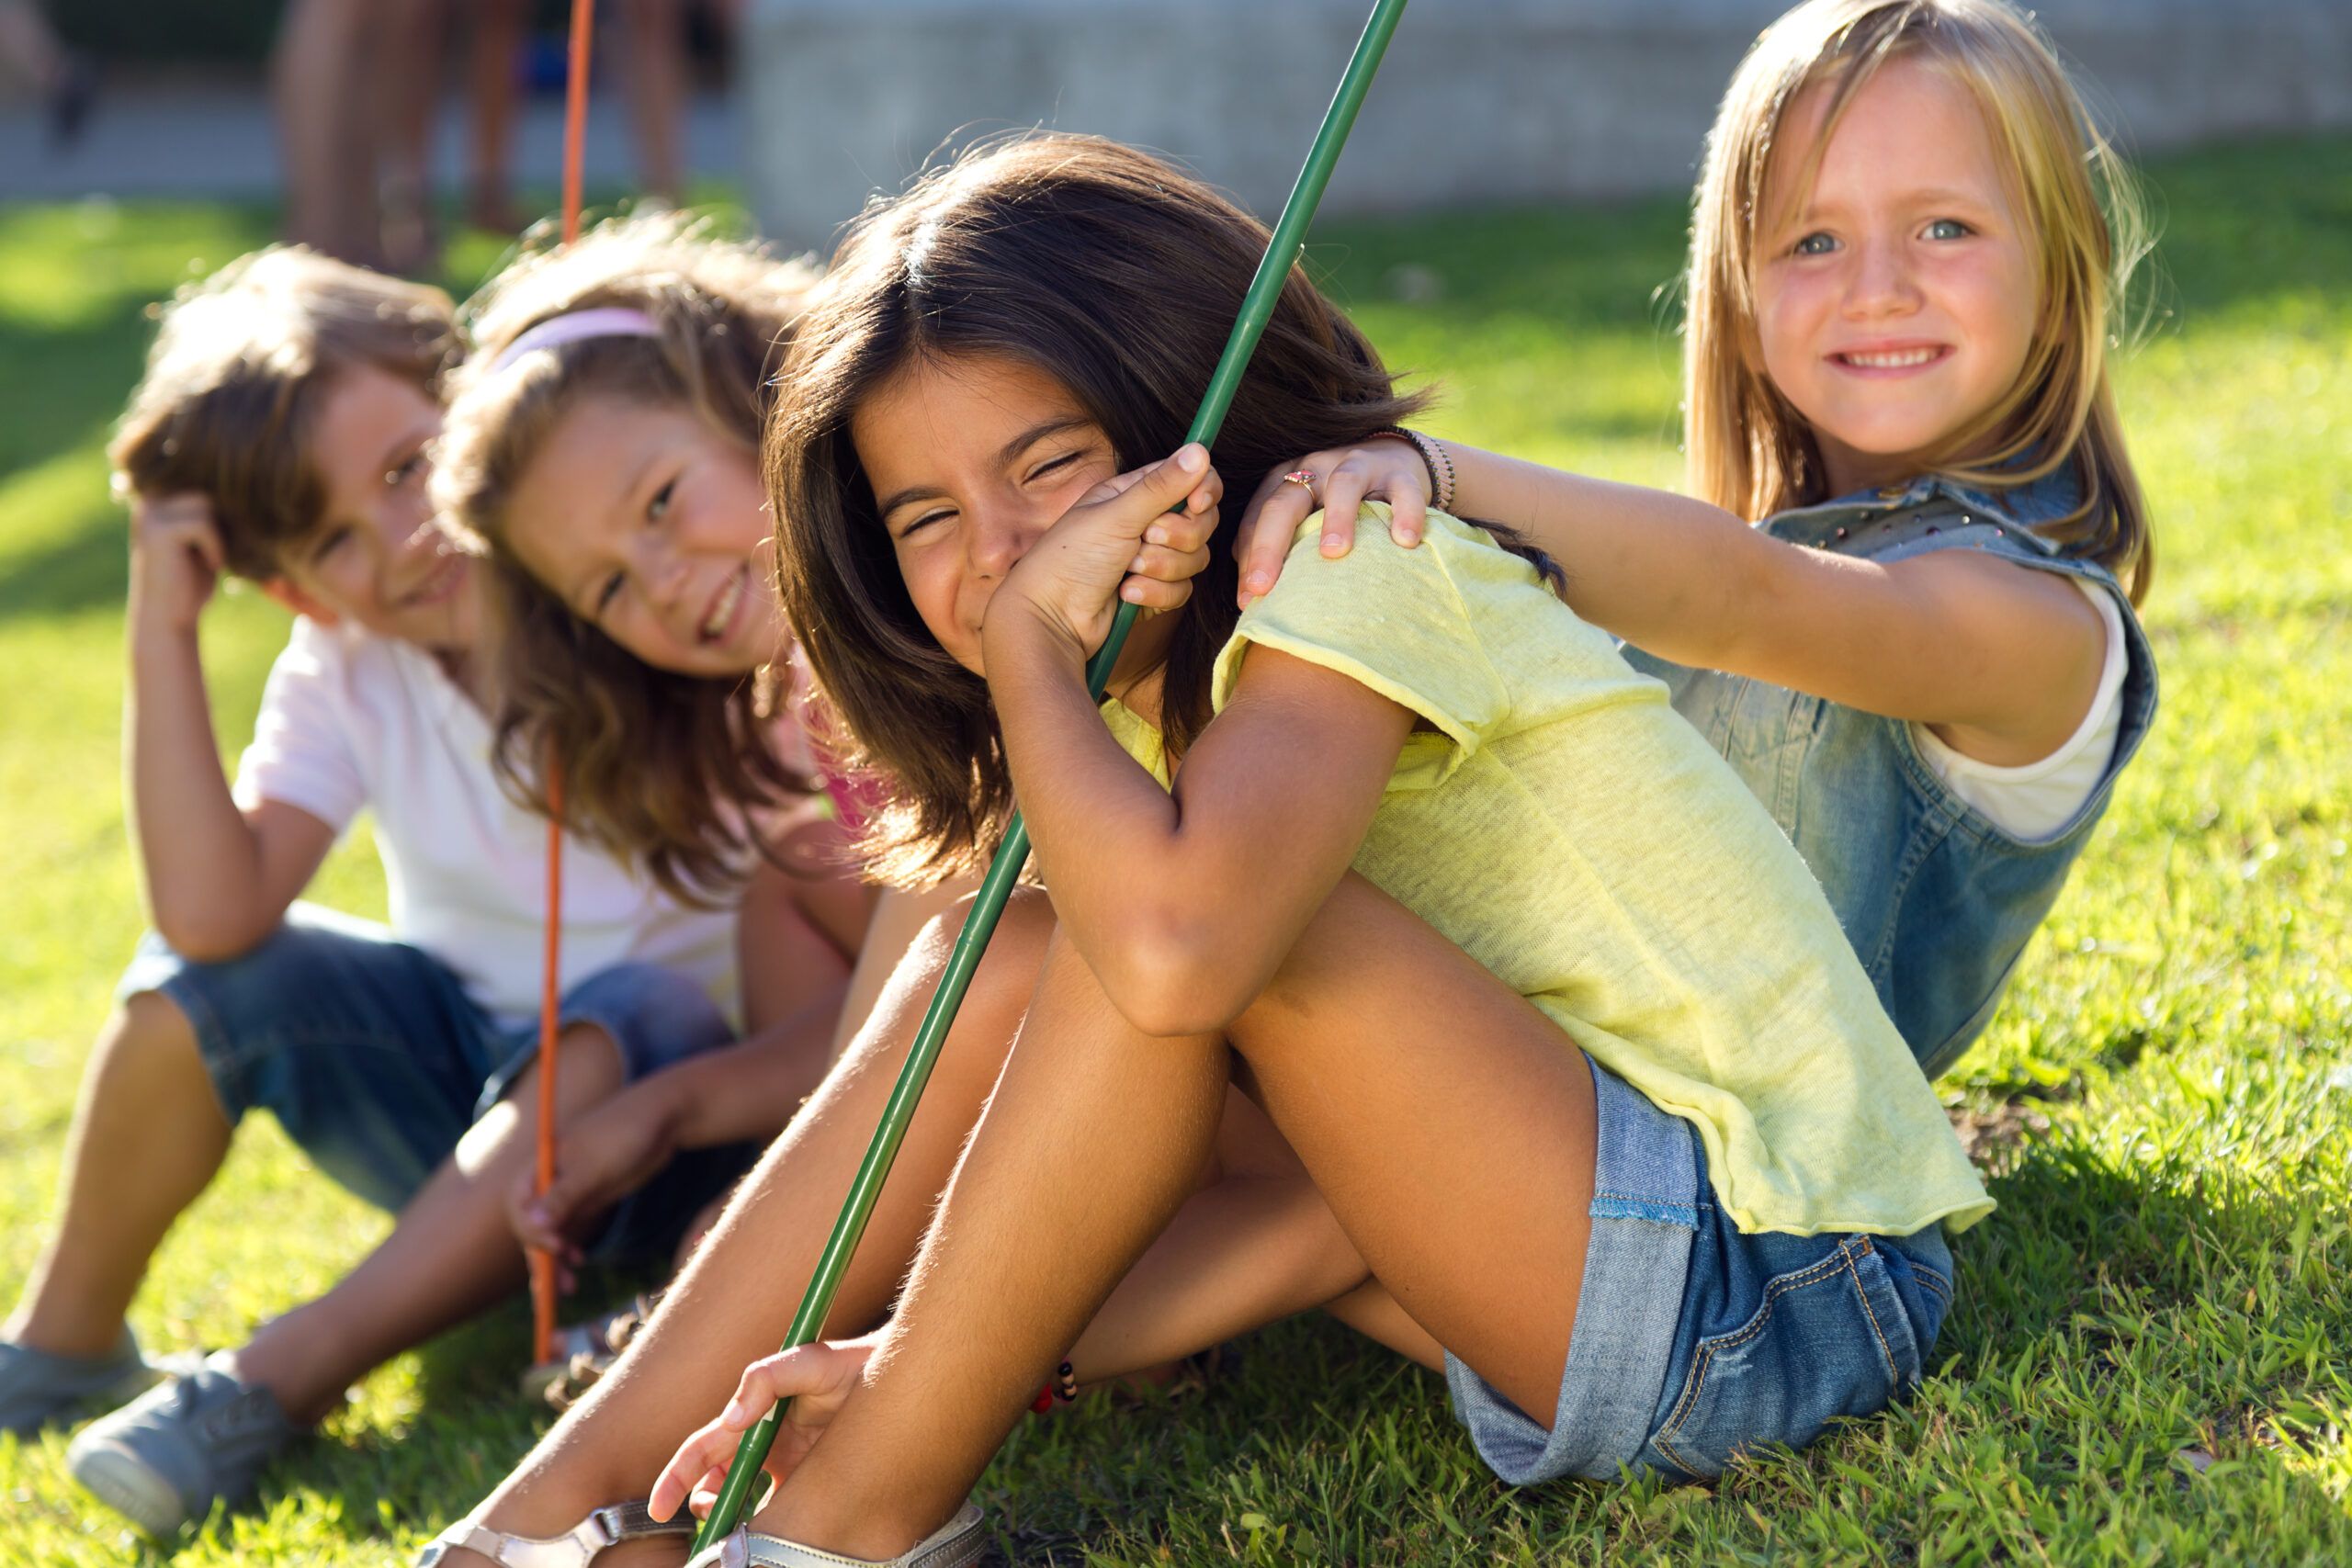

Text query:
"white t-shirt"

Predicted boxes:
[[1913, 578, 2129, 842], [232, 617, 740, 1027]]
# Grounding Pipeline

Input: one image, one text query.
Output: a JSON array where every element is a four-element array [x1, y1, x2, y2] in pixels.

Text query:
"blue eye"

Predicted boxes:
[[647, 479, 674, 524], [1925, 218, 1973, 241], [1792, 231, 1838, 256]]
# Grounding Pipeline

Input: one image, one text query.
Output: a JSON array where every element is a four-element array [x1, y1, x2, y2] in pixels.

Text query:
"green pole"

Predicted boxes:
[[691, 0, 1411, 1544]]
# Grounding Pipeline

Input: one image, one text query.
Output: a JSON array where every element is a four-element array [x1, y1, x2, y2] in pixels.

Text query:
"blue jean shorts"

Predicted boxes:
[[1445, 1055, 1955, 1484], [118, 901, 752, 1265]]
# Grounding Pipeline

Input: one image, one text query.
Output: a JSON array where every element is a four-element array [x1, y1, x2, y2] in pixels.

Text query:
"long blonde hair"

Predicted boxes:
[[1684, 0, 2154, 603], [435, 211, 821, 902]]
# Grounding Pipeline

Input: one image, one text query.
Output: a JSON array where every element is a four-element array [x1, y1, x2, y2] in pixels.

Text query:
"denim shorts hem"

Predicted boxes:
[[116, 909, 738, 1233], [1444, 1055, 1699, 1484], [1442, 1055, 1956, 1488]]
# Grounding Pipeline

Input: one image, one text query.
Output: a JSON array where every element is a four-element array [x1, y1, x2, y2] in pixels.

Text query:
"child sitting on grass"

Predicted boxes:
[[1241, 0, 2159, 1080], [428, 215, 952, 1295], [417, 132, 1991, 1568], [0, 247, 850, 1537]]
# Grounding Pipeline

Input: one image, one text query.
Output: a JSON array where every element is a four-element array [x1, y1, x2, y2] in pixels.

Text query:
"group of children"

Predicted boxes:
[[0, 1, 2159, 1561]]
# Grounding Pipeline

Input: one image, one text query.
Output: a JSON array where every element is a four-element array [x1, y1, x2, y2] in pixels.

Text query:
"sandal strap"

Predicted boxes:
[[686, 1501, 986, 1568], [416, 1500, 690, 1567]]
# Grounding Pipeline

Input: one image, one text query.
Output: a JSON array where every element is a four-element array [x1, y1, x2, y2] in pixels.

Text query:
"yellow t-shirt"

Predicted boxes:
[[1102, 506, 1991, 1237]]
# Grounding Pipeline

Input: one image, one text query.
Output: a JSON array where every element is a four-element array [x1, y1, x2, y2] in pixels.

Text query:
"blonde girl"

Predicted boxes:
[[1243, 0, 2158, 1077], [419, 134, 1988, 1568]]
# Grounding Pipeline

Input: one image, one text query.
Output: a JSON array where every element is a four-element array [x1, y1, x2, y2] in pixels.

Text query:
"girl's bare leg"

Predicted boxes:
[[1070, 1090, 1381, 1381], [435, 893, 1057, 1562], [761, 873, 1596, 1557]]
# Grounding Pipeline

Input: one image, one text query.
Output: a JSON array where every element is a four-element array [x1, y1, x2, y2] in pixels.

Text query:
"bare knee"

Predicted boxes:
[[904, 886, 1055, 1031], [458, 1021, 626, 1170], [89, 990, 214, 1105]]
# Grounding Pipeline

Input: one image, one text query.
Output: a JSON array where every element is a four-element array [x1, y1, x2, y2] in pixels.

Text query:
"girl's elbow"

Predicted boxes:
[[1097, 915, 1254, 1038]]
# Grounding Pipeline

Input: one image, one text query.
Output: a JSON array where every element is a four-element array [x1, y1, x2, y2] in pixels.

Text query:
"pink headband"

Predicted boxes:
[[489, 306, 662, 373]]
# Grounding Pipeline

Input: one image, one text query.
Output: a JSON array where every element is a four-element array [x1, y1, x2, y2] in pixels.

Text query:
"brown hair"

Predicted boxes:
[[109, 246, 459, 580], [1684, 0, 2154, 602], [769, 134, 1552, 886], [435, 211, 823, 905]]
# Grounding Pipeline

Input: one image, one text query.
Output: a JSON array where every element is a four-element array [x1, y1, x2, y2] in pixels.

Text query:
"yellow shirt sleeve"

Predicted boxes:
[[1209, 505, 1523, 776]]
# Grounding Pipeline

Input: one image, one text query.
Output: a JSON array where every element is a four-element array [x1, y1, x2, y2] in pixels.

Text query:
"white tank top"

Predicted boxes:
[[1912, 577, 2128, 842]]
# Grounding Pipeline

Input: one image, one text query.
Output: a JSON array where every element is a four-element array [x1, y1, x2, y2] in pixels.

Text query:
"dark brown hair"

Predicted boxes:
[[110, 246, 458, 580], [769, 134, 1552, 886], [435, 211, 822, 904]]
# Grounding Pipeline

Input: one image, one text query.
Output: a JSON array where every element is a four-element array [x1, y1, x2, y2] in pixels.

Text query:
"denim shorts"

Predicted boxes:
[[1445, 1055, 1954, 1484], [118, 901, 753, 1265]]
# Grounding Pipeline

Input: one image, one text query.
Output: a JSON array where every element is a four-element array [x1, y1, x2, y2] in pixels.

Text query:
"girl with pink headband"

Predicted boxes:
[[435, 214, 905, 1360]]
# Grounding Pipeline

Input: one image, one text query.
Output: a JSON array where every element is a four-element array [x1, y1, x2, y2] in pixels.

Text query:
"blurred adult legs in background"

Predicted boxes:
[[380, 0, 447, 275], [464, 0, 529, 233], [378, 0, 526, 273], [0, 0, 95, 148], [274, 0, 390, 265], [618, 0, 741, 208]]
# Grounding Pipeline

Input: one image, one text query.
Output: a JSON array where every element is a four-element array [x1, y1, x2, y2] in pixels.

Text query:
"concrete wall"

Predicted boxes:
[[741, 0, 2352, 253]]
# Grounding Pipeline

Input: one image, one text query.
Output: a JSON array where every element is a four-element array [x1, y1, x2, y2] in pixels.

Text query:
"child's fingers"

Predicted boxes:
[[182, 520, 228, 575], [1319, 469, 1373, 558], [1125, 541, 1212, 581], [1237, 478, 1319, 606], [1120, 576, 1193, 613], [1388, 484, 1428, 547], [1082, 444, 1211, 514], [649, 1420, 740, 1521], [1140, 501, 1218, 558], [717, 1342, 865, 1427]]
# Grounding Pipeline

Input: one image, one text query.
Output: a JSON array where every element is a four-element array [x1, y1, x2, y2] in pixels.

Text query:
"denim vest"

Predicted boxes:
[[1622, 468, 2157, 1078]]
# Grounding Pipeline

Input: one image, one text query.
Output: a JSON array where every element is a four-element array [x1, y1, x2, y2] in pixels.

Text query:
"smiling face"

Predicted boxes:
[[502, 394, 779, 677], [1751, 54, 2039, 495], [270, 363, 478, 651], [852, 354, 1127, 678]]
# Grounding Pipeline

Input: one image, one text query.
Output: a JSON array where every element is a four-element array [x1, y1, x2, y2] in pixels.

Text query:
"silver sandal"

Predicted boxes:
[[684, 1500, 986, 1568], [414, 1499, 692, 1567]]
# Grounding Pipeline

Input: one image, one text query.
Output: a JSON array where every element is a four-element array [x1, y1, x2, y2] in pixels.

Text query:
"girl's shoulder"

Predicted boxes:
[[1763, 466, 2131, 593]]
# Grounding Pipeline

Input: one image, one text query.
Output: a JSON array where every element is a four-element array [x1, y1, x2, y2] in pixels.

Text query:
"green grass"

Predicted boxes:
[[3, 136, 2348, 1564]]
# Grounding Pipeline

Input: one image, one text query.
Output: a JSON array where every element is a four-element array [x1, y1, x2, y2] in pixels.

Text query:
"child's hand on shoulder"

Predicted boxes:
[[988, 443, 1221, 666], [1235, 438, 1430, 609], [125, 491, 228, 638]]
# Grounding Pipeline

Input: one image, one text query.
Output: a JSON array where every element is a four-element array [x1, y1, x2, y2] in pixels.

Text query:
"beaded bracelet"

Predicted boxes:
[[1028, 1359, 1080, 1415], [1376, 426, 1455, 514]]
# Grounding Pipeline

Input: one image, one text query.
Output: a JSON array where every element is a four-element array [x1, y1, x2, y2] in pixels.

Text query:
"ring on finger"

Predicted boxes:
[[1280, 469, 1317, 494]]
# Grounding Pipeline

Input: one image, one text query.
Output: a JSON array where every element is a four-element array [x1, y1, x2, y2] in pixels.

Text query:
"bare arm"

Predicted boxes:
[[1238, 442, 2107, 765], [125, 496, 334, 959], [983, 447, 1409, 1037]]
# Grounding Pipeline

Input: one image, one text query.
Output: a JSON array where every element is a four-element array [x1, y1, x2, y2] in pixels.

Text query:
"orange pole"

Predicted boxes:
[[530, 0, 597, 1371], [530, 782, 565, 1366]]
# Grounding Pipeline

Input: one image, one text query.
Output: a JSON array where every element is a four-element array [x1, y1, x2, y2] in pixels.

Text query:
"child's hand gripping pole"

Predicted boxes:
[[686, 0, 1414, 1545]]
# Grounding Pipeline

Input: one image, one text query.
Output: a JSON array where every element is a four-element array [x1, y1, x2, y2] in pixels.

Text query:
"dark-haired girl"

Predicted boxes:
[[421, 136, 1989, 1568]]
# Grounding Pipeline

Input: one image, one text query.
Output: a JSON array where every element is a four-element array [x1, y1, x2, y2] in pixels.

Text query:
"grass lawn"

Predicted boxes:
[[2, 136, 2348, 1564]]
